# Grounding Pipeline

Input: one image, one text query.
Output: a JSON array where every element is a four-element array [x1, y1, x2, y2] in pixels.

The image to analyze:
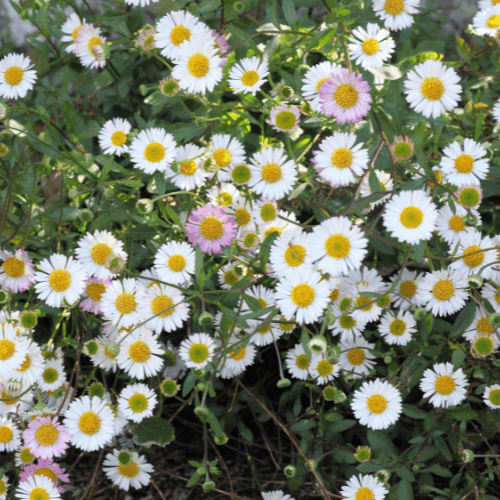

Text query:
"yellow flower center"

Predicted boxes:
[[432, 279, 455, 301], [434, 375, 456, 395], [144, 142, 166, 163], [400, 206, 423, 229], [111, 131, 127, 146], [330, 289, 340, 301], [295, 353, 309, 369], [0, 390, 17, 405], [86, 282, 106, 302], [230, 347, 246, 361], [463, 245, 484, 268], [0, 339, 15, 361], [333, 83, 358, 109], [90, 243, 113, 266], [260, 203, 276, 222], [317, 359, 333, 377], [290, 283, 315, 308], [180, 161, 197, 175], [448, 215, 465, 233], [487, 14, 500, 28], [129, 340, 151, 363], [29, 487, 50, 500], [187, 53, 210, 78], [72, 24, 83, 40], [48, 269, 72, 292], [284, 244, 306, 267], [476, 317, 494, 334], [347, 348, 365, 366], [118, 461, 140, 478], [420, 77, 445, 101], [88, 36, 101, 57], [232, 164, 251, 184], [366, 394, 387, 414], [339, 315, 355, 329], [168, 254, 186, 272], [0, 426, 13, 443], [234, 208, 251, 227], [264, 227, 282, 238], [224, 271, 238, 285], [213, 148, 232, 167], [454, 154, 474, 173], [394, 142, 412, 158], [331, 148, 353, 169], [325, 234, 351, 259], [34, 467, 58, 484], [16, 354, 31, 372], [3, 257, 25, 277], [129, 393, 148, 412], [189, 343, 209, 363], [459, 188, 480, 207], [115, 293, 137, 315], [279, 316, 294, 332], [356, 296, 373, 311], [275, 111, 297, 131], [151, 295, 174, 317], [390, 319, 406, 336], [0, 480, 5, 495], [241, 70, 259, 86], [400, 280, 417, 298], [20, 448, 35, 463], [488, 389, 500, 405], [42, 368, 59, 384], [362, 38, 379, 55], [170, 25, 191, 46], [355, 487, 375, 500], [261, 163, 282, 183], [384, 0, 405, 15], [216, 192, 233, 206], [78, 411, 101, 435], [4, 66, 24, 86], [35, 424, 60, 446], [199, 217, 224, 241]]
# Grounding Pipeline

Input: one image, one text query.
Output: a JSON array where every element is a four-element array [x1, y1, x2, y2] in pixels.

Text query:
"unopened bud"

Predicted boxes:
[[376, 470, 390, 483], [68, 187, 79, 199], [284, 465, 296, 477], [308, 459, 317, 470], [202, 480, 216, 492], [139, 84, 149, 96], [194, 406, 209, 418], [0, 130, 13, 140], [467, 274, 483, 289], [322, 386, 336, 401], [196, 466, 207, 476], [463, 212, 478, 227], [277, 85, 294, 100], [20, 311, 37, 330], [117, 450, 133, 466], [0, 288, 11, 304], [213, 433, 228, 445], [199, 311, 214, 327], [88, 382, 105, 399], [277, 378, 291, 388], [384, 355, 392, 364], [462, 449, 474, 463], [334, 390, 346, 403], [233, 0, 245, 13], [489, 312, 500, 325], [413, 307, 427, 321], [308, 335, 327, 354]]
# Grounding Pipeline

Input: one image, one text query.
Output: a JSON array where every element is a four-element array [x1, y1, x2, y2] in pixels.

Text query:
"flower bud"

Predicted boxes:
[[322, 386, 336, 401], [68, 187, 79, 199], [277, 85, 294, 100], [308, 335, 327, 354], [463, 212, 478, 227], [0, 130, 13, 140], [354, 446, 371, 463], [160, 377, 180, 397], [106, 342, 120, 356], [213, 433, 228, 445], [334, 390, 346, 403], [462, 449, 474, 463], [376, 470, 390, 483], [412, 464, 420, 472], [489, 312, 500, 325], [195, 382, 207, 391], [88, 382, 105, 399], [384, 355, 392, 364], [78, 208, 94, 222], [19, 9, 29, 19], [0, 288, 11, 304], [196, 466, 207, 476], [139, 84, 149, 96], [413, 307, 427, 321], [202, 480, 216, 492], [20, 311, 37, 330], [467, 274, 483, 289], [233, 0, 245, 13], [117, 450, 133, 466], [0, 143, 9, 157], [103, 187, 114, 199], [284, 465, 296, 477], [277, 378, 291, 388], [308, 459, 317, 470], [194, 405, 209, 418], [136, 198, 153, 214], [199, 311, 215, 327], [105, 254, 125, 274]]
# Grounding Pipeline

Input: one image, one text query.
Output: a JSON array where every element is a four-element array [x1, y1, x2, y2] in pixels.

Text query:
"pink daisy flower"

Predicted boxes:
[[0, 248, 35, 293], [80, 276, 112, 314], [20, 458, 70, 494], [211, 29, 230, 67], [22, 416, 72, 460], [186, 204, 237, 255], [319, 69, 372, 124]]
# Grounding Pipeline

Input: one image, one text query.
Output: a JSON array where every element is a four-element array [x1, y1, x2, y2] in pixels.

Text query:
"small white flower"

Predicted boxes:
[[338, 335, 376, 378], [348, 23, 395, 69], [309, 355, 339, 385], [103, 449, 154, 491], [379, 310, 416, 345], [101, 279, 145, 328], [179, 333, 216, 369], [0, 416, 21, 452], [340, 474, 388, 500], [483, 384, 500, 409], [473, 6, 500, 37], [118, 383, 157, 423], [98, 118, 132, 156], [301, 61, 342, 112], [0, 53, 37, 100], [286, 343, 311, 381], [129, 128, 176, 174], [154, 241, 195, 286], [16, 475, 61, 500], [228, 56, 269, 95], [61, 13, 86, 54], [168, 144, 206, 190], [420, 362, 468, 408]]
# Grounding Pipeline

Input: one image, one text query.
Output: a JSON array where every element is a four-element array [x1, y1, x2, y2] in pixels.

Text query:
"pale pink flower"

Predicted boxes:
[[80, 276, 112, 314], [20, 458, 69, 494], [22, 416, 72, 459], [211, 29, 230, 67], [0, 248, 35, 292]]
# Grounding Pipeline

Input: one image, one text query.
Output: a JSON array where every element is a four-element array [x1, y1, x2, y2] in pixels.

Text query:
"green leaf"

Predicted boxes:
[[395, 467, 415, 482], [400, 178, 426, 191], [301, 327, 312, 361], [98, 156, 113, 185], [133, 417, 175, 446], [410, 121, 426, 146], [182, 370, 197, 397], [402, 404, 427, 420], [282, 0, 297, 27], [186, 472, 202, 488], [452, 346, 466, 370], [266, 1, 280, 29], [451, 302, 476, 338], [259, 231, 279, 266], [413, 240, 425, 263], [368, 169, 382, 194], [397, 479, 414, 500], [367, 430, 398, 458], [358, 291, 380, 298], [434, 435, 452, 461], [423, 464, 453, 477], [290, 420, 317, 432], [45, 207, 79, 222], [205, 409, 223, 436], [328, 419, 356, 433], [447, 408, 478, 421], [316, 28, 337, 50]]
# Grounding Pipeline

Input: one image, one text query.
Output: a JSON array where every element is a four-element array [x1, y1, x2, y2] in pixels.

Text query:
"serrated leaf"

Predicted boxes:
[[133, 417, 175, 446], [368, 64, 402, 81]]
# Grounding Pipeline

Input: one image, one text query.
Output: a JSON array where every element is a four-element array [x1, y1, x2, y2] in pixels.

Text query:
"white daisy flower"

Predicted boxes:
[[129, 128, 176, 174], [100, 278, 145, 328], [390, 269, 424, 310], [338, 335, 376, 379], [80, 276, 111, 315], [154, 240, 195, 285], [229, 162, 253, 186], [420, 362, 468, 408], [0, 53, 37, 100], [301, 61, 343, 112], [493, 98, 500, 123], [483, 384, 500, 409], [8, 340, 44, 388], [34, 254, 87, 308], [480, 0, 500, 8], [0, 474, 8, 500], [340, 474, 388, 500], [314, 132, 369, 186], [309, 216, 368, 276], [269, 104, 300, 133], [63, 396, 115, 451], [260, 210, 298, 241], [162, 340, 187, 379], [209, 134, 246, 181], [286, 343, 311, 381], [379, 310, 416, 345], [92, 331, 121, 373], [481, 281, 500, 312], [155, 11, 209, 61], [0, 383, 33, 416], [98, 118, 132, 156], [345, 266, 387, 292], [269, 228, 313, 278], [436, 204, 479, 246], [61, 12, 86, 53], [116, 327, 164, 380], [225, 197, 255, 233], [348, 23, 395, 69], [383, 189, 438, 245], [0, 323, 29, 378], [218, 261, 247, 290], [358, 169, 392, 208], [404, 59, 462, 118], [15, 447, 35, 467], [103, 449, 154, 491], [463, 309, 497, 344], [420, 269, 469, 317], [253, 199, 279, 226], [41, 382, 72, 412], [222, 340, 256, 377], [352, 284, 383, 323], [102, 392, 127, 437], [172, 38, 223, 94], [329, 314, 367, 342], [274, 269, 331, 325], [0, 416, 21, 451], [248, 319, 284, 347], [473, 6, 500, 37], [228, 56, 269, 95], [75, 230, 127, 279], [0, 248, 35, 293], [207, 182, 240, 208], [261, 491, 294, 500], [439, 138, 489, 186], [39, 360, 67, 392], [75, 24, 106, 69], [351, 379, 402, 430], [124, 0, 158, 7], [248, 147, 297, 200], [168, 144, 206, 190], [16, 475, 61, 500], [179, 332, 216, 369], [118, 383, 157, 423], [309, 355, 340, 385], [138, 283, 189, 334], [372, 0, 420, 31]]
